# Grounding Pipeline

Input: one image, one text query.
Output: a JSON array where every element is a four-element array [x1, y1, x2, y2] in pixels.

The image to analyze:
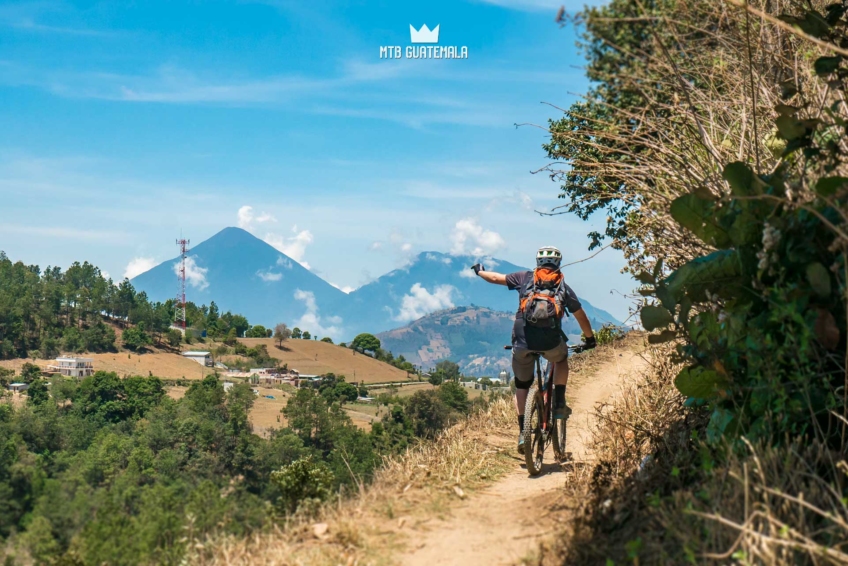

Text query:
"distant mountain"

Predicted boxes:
[[131, 227, 347, 330], [376, 304, 615, 377], [344, 251, 620, 336], [130, 229, 622, 341]]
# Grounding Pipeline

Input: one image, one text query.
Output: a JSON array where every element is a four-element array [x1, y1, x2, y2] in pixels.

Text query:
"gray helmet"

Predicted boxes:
[[536, 246, 562, 268]]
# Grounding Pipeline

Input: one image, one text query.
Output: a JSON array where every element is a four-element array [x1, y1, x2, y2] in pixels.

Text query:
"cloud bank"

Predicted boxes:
[[394, 283, 456, 322]]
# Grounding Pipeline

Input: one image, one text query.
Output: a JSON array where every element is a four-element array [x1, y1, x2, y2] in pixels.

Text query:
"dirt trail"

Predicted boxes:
[[399, 343, 648, 566]]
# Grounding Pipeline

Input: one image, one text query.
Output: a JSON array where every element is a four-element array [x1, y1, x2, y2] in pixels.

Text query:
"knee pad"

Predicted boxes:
[[513, 377, 533, 390]]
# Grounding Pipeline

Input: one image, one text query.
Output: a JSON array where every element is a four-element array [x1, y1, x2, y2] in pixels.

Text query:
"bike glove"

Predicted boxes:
[[583, 335, 597, 350], [471, 263, 485, 275]]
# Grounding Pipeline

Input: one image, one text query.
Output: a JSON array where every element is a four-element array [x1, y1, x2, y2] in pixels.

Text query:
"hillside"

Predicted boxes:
[[238, 338, 411, 383], [0, 349, 217, 381], [376, 305, 612, 376]]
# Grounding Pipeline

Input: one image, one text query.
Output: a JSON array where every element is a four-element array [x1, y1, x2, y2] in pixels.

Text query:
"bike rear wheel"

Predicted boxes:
[[552, 415, 567, 461], [522, 384, 544, 476]]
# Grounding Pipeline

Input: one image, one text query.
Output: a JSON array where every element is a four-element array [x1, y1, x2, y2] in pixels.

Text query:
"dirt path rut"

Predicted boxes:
[[399, 344, 647, 566]]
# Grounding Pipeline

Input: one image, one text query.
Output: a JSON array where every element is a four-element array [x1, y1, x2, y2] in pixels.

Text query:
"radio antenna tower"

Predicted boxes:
[[175, 237, 190, 330]]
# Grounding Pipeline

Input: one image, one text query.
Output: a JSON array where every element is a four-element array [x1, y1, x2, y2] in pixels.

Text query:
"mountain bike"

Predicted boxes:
[[506, 344, 580, 476]]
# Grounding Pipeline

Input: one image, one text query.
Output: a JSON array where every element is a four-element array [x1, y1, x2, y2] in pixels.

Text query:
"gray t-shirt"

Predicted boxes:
[[505, 270, 582, 349]]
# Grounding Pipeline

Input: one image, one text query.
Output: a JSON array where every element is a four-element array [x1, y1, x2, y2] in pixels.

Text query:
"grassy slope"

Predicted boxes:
[[0, 338, 412, 384], [239, 338, 411, 384]]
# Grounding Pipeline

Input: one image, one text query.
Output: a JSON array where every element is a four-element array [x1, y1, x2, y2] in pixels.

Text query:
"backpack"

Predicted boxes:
[[519, 268, 566, 351]]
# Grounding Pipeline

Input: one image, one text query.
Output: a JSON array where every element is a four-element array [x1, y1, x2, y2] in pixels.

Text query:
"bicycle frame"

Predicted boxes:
[[534, 355, 555, 435]]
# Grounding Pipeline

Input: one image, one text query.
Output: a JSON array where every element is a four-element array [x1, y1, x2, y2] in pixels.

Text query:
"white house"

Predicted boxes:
[[183, 351, 212, 367], [8, 382, 28, 393], [51, 357, 94, 378]]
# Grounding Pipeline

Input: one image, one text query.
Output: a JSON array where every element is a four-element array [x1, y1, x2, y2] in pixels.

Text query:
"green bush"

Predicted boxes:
[[270, 455, 334, 516]]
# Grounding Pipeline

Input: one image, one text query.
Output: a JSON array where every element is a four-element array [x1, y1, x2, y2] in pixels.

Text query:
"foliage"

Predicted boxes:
[[553, 0, 848, 448], [429, 360, 460, 385], [273, 323, 292, 347], [245, 325, 270, 338], [122, 322, 153, 351], [594, 324, 624, 346], [320, 336, 333, 344], [26, 379, 49, 406], [20, 363, 42, 384], [166, 328, 183, 348], [351, 333, 380, 353], [405, 390, 452, 439], [301, 330, 311, 340], [291, 327, 302, 339], [270, 455, 334, 516]]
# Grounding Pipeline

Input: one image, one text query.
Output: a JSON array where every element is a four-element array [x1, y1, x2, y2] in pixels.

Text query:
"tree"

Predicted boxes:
[[122, 323, 152, 351], [274, 323, 292, 348], [224, 328, 238, 345], [20, 363, 42, 384], [438, 381, 469, 414], [351, 333, 380, 354], [291, 327, 302, 339], [434, 360, 461, 383], [245, 325, 268, 338], [320, 336, 333, 344], [26, 379, 49, 406], [167, 328, 183, 348], [271, 455, 334, 515], [405, 390, 450, 438], [302, 330, 311, 340], [427, 372, 443, 386]]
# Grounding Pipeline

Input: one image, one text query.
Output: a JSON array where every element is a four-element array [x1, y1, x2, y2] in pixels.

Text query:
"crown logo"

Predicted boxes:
[[410, 24, 440, 44]]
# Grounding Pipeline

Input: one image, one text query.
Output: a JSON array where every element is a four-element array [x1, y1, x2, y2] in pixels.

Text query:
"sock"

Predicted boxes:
[[555, 385, 566, 407], [518, 414, 525, 431]]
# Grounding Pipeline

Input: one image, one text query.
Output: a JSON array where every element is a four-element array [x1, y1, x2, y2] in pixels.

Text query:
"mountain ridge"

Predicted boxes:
[[130, 227, 622, 341]]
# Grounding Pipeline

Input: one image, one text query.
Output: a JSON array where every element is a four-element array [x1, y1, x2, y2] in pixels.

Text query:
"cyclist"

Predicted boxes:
[[471, 246, 596, 454]]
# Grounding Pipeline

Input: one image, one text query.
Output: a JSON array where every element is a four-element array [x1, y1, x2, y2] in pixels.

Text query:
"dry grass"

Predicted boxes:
[[539, 344, 848, 565], [186, 397, 515, 565], [239, 338, 412, 384]]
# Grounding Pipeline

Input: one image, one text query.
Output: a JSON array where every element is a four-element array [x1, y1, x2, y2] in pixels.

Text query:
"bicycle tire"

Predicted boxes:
[[552, 413, 567, 461], [523, 384, 544, 476]]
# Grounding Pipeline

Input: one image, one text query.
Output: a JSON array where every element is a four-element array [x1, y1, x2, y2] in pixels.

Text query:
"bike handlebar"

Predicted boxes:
[[503, 344, 586, 353]]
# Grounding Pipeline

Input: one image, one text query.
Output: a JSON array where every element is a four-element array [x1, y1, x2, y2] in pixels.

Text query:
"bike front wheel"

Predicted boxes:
[[522, 384, 544, 476]]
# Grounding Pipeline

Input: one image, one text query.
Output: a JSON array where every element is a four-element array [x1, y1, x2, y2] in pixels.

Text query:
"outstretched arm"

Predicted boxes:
[[572, 308, 595, 339], [478, 270, 508, 286], [470, 263, 508, 286]]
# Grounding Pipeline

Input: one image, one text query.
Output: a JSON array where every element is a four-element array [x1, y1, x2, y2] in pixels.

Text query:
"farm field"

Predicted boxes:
[[238, 338, 412, 384], [0, 351, 216, 381]]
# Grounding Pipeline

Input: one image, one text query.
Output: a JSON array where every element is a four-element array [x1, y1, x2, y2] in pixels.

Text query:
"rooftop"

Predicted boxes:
[[183, 351, 211, 356]]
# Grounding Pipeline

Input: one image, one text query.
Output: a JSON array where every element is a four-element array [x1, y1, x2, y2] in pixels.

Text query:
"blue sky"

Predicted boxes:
[[0, 0, 636, 321]]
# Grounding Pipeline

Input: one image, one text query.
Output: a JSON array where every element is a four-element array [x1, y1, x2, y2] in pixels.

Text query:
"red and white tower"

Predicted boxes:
[[175, 238, 190, 330]]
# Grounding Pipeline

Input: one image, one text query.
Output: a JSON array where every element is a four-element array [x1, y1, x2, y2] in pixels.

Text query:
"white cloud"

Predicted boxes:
[[174, 256, 209, 291], [237, 205, 254, 229], [459, 267, 477, 279], [256, 269, 283, 282], [264, 226, 313, 269], [394, 283, 456, 322], [330, 282, 356, 294], [124, 256, 156, 279], [450, 218, 506, 257], [293, 289, 342, 339], [276, 256, 293, 269], [401, 243, 412, 252], [369, 241, 383, 251], [238, 205, 277, 231]]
